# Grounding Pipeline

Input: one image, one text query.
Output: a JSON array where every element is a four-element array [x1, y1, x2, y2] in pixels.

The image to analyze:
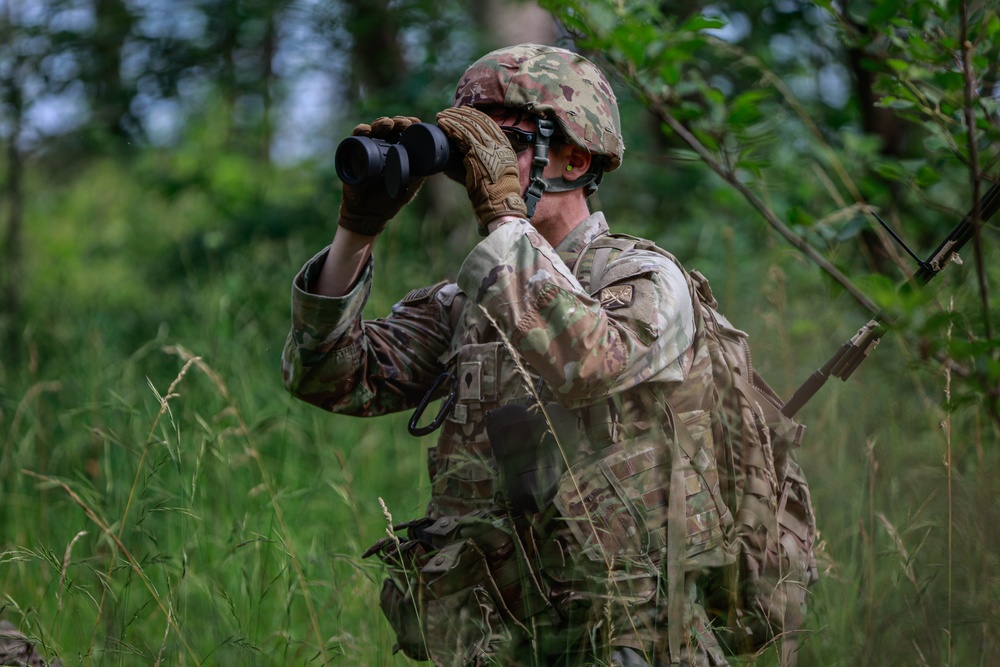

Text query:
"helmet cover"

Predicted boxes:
[[453, 43, 624, 171]]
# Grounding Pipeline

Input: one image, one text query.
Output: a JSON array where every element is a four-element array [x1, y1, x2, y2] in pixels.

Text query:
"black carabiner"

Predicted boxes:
[[408, 370, 457, 437]]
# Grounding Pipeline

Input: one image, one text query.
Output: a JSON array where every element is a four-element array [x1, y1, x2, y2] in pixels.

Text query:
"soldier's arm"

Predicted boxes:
[[281, 246, 456, 416], [313, 226, 376, 297], [457, 219, 694, 408]]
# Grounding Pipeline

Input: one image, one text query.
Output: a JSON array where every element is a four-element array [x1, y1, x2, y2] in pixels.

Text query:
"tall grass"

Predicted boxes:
[[3, 336, 424, 665], [2, 155, 998, 665]]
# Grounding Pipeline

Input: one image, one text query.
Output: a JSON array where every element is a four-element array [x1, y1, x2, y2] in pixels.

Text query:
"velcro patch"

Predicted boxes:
[[401, 281, 447, 305], [459, 361, 483, 400], [503, 196, 524, 212], [599, 284, 634, 309]]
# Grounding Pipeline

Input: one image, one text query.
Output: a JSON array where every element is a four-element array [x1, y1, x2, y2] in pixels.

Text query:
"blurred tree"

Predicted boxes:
[[343, 0, 406, 97], [84, 0, 137, 139], [1, 1, 44, 371], [198, 0, 287, 158], [0, 57, 24, 373]]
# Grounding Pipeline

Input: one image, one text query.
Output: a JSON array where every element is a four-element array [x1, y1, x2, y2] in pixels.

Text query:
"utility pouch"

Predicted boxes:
[[376, 539, 432, 660], [362, 513, 536, 664], [360, 519, 436, 660], [486, 401, 581, 513]]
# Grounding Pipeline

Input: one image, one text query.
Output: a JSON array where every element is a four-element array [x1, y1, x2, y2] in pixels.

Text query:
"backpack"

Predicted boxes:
[[574, 233, 820, 664]]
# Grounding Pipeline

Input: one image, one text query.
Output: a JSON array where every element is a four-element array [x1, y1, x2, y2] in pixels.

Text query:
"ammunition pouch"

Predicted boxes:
[[362, 512, 550, 664]]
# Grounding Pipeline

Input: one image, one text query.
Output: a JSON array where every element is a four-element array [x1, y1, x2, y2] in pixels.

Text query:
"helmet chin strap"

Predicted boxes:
[[523, 118, 555, 220], [523, 117, 602, 220]]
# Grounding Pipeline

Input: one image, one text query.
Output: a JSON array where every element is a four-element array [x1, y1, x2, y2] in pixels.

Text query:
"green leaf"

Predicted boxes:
[[679, 14, 726, 33], [658, 61, 682, 87], [873, 161, 908, 183], [664, 148, 701, 162], [788, 207, 815, 227], [702, 86, 726, 106], [869, 0, 906, 26], [875, 96, 916, 110], [692, 127, 720, 152], [727, 89, 769, 126], [859, 273, 905, 309], [935, 70, 965, 92], [984, 12, 1000, 38], [915, 165, 941, 187]]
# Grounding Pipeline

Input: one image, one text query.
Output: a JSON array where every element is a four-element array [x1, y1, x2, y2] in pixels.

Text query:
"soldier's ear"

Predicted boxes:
[[564, 146, 592, 181]]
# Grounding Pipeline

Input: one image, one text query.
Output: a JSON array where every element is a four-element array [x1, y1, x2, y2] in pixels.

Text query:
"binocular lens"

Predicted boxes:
[[334, 123, 461, 198], [334, 136, 390, 185]]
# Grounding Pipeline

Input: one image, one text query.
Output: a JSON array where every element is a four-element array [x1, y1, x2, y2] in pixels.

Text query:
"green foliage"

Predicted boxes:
[[2, 143, 433, 664]]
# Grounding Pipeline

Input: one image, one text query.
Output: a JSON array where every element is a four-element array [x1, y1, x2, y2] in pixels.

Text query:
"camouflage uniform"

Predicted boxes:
[[282, 212, 732, 665]]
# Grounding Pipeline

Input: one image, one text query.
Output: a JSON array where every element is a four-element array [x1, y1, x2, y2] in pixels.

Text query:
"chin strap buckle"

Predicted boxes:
[[523, 118, 556, 220]]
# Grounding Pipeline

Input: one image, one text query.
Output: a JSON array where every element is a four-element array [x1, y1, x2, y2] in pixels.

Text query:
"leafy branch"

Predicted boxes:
[[548, 1, 880, 312], [545, 0, 1000, 421], [624, 67, 879, 314]]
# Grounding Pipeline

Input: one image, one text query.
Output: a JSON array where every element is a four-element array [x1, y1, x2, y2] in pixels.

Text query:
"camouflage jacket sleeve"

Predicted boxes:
[[281, 247, 456, 416], [456, 219, 694, 409]]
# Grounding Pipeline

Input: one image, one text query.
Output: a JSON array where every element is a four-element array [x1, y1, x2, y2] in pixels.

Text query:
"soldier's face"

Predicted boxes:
[[481, 108, 574, 196], [476, 106, 591, 242]]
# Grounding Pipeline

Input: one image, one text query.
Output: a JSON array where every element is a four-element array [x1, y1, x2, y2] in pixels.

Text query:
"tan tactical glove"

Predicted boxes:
[[338, 115, 425, 236], [435, 107, 527, 232]]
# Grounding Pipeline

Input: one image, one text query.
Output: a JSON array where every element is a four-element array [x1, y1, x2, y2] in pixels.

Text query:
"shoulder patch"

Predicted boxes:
[[402, 281, 449, 305], [599, 284, 635, 309]]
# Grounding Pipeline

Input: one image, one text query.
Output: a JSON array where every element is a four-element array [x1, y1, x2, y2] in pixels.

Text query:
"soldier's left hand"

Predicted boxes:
[[436, 107, 527, 233], [338, 115, 426, 236]]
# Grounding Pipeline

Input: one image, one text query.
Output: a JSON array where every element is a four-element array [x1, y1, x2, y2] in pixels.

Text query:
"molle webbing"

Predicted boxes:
[[572, 231, 818, 667]]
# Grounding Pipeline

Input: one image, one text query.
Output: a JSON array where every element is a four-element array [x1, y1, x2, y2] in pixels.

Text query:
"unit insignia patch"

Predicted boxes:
[[599, 284, 634, 309]]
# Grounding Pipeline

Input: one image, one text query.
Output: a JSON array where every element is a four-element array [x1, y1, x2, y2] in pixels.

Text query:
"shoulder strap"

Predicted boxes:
[[589, 247, 615, 291], [573, 233, 641, 291]]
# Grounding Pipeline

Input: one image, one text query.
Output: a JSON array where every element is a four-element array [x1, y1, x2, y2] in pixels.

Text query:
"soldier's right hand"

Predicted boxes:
[[338, 116, 426, 236], [435, 107, 528, 234]]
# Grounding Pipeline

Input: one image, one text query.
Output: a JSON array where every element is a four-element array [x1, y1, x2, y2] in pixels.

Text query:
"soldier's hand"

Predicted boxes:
[[435, 107, 527, 234], [338, 115, 425, 236]]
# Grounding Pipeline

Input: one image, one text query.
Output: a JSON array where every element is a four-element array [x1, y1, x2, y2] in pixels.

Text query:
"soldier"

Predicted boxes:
[[282, 44, 732, 666]]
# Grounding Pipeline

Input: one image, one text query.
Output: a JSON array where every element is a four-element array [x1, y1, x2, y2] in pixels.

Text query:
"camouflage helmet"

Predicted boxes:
[[453, 44, 624, 171]]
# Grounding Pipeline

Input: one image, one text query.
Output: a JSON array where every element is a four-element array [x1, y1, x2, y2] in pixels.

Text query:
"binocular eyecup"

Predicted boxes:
[[334, 123, 460, 199]]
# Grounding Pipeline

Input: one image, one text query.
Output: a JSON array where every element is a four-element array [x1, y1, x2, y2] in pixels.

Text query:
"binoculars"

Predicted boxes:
[[334, 123, 461, 198]]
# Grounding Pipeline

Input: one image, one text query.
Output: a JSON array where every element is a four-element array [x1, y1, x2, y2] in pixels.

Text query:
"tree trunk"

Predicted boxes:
[[261, 7, 276, 162], [345, 0, 406, 100], [92, 0, 135, 138], [0, 1, 23, 372], [2, 123, 24, 371]]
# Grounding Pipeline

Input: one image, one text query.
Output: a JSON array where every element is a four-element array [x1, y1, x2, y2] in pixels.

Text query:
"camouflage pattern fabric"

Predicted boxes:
[[453, 44, 624, 171], [282, 212, 734, 664], [572, 234, 819, 665]]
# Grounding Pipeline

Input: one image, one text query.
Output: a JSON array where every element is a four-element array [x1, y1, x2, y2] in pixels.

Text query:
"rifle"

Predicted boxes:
[[782, 179, 1000, 418]]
